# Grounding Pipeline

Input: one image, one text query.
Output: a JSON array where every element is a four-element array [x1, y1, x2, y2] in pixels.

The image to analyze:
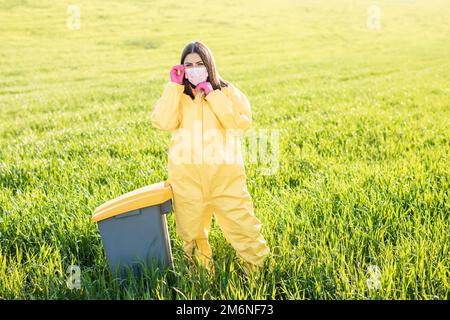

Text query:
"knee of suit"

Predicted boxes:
[[216, 212, 262, 241], [175, 223, 211, 243], [237, 255, 266, 268], [227, 235, 270, 258], [174, 210, 212, 240], [236, 244, 270, 267], [183, 239, 212, 257]]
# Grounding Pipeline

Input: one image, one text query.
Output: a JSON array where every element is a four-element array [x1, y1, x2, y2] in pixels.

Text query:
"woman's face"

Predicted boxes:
[[183, 53, 204, 69], [183, 52, 209, 87]]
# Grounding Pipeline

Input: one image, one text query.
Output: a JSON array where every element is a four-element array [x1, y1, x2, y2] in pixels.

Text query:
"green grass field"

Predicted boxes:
[[0, 0, 449, 299]]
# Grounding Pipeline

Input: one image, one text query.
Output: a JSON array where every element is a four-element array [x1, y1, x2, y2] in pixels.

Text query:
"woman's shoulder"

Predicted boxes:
[[220, 81, 248, 102], [220, 80, 236, 89], [219, 81, 240, 96]]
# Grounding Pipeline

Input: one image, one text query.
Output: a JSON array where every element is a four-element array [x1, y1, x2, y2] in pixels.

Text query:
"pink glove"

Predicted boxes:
[[195, 81, 213, 96], [170, 64, 185, 84]]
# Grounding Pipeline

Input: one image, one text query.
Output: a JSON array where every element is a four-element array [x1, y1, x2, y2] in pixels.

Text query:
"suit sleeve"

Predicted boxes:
[[151, 81, 185, 131], [204, 83, 253, 135]]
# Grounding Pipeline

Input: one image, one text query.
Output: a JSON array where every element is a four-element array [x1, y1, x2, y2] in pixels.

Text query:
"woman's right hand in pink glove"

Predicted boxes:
[[170, 64, 185, 84]]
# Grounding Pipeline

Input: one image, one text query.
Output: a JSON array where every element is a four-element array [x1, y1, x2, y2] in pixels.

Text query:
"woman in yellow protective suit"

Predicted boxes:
[[151, 41, 270, 274]]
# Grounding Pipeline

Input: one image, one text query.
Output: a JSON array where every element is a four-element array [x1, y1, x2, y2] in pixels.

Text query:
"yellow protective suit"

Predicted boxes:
[[151, 81, 270, 272]]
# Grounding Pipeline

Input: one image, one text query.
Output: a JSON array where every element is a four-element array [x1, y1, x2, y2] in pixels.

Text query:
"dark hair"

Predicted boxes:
[[180, 40, 229, 100]]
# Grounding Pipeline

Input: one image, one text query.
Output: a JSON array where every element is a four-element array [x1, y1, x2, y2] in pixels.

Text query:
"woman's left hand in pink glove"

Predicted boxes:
[[195, 81, 214, 96]]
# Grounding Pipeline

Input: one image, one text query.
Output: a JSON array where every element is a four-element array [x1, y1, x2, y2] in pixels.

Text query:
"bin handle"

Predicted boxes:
[[113, 208, 141, 219]]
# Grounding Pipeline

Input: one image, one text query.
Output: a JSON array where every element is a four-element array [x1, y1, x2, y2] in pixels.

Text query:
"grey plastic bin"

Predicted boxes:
[[92, 181, 174, 277]]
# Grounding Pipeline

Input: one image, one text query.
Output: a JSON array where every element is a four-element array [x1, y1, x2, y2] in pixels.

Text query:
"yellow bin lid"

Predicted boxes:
[[92, 180, 173, 222]]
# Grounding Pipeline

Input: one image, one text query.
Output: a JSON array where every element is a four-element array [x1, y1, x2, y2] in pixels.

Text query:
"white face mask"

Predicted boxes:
[[185, 66, 208, 86]]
